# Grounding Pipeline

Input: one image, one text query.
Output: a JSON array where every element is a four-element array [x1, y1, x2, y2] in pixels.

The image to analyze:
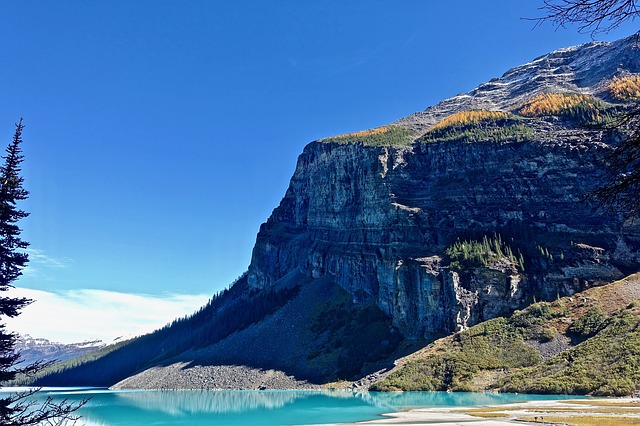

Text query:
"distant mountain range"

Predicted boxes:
[[14, 335, 106, 366], [24, 35, 640, 395]]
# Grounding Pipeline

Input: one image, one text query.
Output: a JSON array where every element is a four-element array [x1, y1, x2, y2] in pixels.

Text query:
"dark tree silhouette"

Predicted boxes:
[[0, 119, 83, 425], [587, 111, 640, 217], [537, 1, 640, 218], [537, 0, 640, 36]]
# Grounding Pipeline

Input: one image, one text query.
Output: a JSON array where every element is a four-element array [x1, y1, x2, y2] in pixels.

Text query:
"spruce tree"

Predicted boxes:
[[0, 119, 82, 425]]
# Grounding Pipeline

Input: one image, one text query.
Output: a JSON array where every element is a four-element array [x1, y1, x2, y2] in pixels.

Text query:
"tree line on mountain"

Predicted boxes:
[[26, 276, 300, 387]]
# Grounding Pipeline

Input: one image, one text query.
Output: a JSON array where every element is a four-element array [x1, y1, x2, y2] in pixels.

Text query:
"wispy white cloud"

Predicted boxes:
[[18, 248, 73, 281], [3, 287, 211, 344], [24, 248, 71, 269]]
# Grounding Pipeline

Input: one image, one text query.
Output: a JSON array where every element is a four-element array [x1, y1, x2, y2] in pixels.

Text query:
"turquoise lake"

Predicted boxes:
[[1, 388, 583, 425]]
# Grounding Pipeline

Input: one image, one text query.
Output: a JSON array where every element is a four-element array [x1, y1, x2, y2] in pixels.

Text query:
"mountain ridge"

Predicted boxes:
[[14, 334, 107, 366], [396, 36, 640, 134]]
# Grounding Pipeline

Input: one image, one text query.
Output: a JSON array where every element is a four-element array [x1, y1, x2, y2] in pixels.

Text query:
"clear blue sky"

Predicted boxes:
[[0, 2, 637, 341]]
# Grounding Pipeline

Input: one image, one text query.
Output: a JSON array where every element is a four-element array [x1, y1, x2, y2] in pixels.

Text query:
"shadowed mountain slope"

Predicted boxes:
[[31, 273, 405, 387]]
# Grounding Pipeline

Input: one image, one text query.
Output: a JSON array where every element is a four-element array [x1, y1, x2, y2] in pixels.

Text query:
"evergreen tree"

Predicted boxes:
[[0, 119, 82, 425], [0, 118, 31, 322]]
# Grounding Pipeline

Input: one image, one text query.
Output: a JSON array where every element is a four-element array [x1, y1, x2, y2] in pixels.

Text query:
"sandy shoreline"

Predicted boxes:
[[344, 407, 526, 425], [331, 397, 640, 425]]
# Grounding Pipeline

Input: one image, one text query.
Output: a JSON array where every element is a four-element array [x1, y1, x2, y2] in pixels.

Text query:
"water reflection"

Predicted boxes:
[[114, 389, 314, 415], [17, 388, 583, 426], [112, 389, 542, 416]]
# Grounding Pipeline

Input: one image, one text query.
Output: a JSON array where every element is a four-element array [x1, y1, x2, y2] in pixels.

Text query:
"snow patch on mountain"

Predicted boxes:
[[14, 334, 106, 366], [396, 36, 640, 133]]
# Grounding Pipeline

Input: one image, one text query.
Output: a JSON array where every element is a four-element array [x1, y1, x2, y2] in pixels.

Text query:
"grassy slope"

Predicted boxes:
[[371, 273, 640, 396]]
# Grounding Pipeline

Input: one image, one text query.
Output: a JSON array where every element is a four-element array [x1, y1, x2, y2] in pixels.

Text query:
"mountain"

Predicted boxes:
[[27, 35, 640, 391], [248, 35, 640, 340], [14, 335, 106, 366]]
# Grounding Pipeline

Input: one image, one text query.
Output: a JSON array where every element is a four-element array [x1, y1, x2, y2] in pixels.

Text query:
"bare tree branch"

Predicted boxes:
[[586, 104, 640, 218], [533, 1, 640, 218], [534, 0, 640, 36], [2, 390, 87, 426]]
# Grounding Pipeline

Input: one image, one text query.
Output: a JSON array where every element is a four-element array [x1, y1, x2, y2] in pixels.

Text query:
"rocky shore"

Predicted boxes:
[[111, 363, 321, 390]]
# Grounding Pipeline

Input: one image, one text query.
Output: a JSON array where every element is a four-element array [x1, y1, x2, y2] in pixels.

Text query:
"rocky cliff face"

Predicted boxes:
[[247, 36, 640, 340]]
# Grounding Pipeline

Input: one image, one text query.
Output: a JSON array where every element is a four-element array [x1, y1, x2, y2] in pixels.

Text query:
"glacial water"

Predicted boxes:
[[0, 387, 583, 425]]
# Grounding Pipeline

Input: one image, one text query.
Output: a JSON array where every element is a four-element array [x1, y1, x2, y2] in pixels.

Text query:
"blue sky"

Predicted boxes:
[[1, 1, 637, 342]]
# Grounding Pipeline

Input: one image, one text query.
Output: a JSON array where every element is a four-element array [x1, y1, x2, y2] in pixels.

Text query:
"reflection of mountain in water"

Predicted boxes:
[[115, 390, 324, 415], [115, 389, 578, 417]]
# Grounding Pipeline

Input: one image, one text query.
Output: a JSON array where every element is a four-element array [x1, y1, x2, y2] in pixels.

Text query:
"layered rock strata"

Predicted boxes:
[[247, 36, 640, 340]]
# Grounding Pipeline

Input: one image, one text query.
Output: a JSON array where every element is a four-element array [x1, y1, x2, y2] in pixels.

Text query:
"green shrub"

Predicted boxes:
[[569, 307, 608, 337], [373, 283, 640, 396], [371, 317, 540, 392], [501, 309, 640, 396], [539, 327, 557, 342]]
